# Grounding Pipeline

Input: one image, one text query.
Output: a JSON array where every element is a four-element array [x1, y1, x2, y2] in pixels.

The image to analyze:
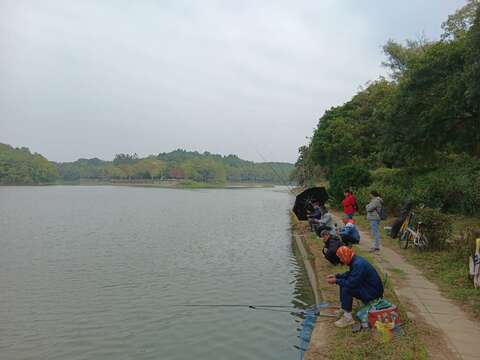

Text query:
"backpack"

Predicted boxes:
[[377, 201, 387, 220]]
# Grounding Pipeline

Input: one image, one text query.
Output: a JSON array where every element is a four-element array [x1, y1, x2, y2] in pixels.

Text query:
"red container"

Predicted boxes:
[[368, 305, 401, 328]]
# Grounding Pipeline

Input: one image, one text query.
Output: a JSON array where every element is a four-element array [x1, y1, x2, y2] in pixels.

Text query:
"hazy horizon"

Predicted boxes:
[[0, 0, 466, 163]]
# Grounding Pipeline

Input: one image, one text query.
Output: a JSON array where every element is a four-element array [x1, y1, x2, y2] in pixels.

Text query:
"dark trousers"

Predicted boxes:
[[340, 234, 358, 246], [308, 218, 318, 231], [340, 286, 379, 312], [313, 225, 331, 237]]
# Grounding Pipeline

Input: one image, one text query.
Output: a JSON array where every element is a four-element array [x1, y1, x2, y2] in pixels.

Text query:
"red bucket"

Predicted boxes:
[[368, 305, 401, 328]]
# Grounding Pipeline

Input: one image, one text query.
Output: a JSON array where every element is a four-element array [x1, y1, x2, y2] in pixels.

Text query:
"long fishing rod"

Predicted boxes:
[[176, 304, 337, 317], [177, 304, 297, 309], [254, 149, 294, 191]]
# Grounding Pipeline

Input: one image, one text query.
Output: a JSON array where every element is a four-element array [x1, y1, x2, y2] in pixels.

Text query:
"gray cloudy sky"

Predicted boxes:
[[0, 0, 466, 163]]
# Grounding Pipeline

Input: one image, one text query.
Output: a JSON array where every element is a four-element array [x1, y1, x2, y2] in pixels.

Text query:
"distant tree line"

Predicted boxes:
[[0, 144, 294, 185], [292, 1, 480, 215], [59, 150, 293, 184]]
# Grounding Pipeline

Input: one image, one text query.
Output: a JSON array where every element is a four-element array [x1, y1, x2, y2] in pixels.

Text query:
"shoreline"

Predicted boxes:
[[0, 180, 277, 190], [290, 214, 331, 359]]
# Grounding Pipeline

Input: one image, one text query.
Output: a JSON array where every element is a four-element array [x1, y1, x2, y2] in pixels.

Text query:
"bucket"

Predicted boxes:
[[383, 226, 392, 237], [368, 305, 401, 328]]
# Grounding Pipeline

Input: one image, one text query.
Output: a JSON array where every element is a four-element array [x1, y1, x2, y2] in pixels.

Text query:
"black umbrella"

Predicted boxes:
[[293, 187, 329, 221]]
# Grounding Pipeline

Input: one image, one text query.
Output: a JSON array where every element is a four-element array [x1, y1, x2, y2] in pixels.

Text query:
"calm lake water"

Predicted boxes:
[[0, 186, 314, 360]]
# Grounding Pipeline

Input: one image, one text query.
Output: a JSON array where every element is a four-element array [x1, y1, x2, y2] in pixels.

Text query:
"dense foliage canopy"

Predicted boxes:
[[0, 143, 59, 184], [294, 1, 480, 215]]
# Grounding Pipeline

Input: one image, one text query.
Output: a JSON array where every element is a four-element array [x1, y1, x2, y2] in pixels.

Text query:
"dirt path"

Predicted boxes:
[[346, 214, 480, 360]]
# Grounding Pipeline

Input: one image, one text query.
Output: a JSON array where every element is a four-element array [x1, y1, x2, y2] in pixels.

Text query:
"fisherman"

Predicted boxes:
[[326, 246, 384, 328], [320, 230, 343, 265], [313, 206, 336, 236], [307, 201, 322, 231], [338, 217, 360, 246]]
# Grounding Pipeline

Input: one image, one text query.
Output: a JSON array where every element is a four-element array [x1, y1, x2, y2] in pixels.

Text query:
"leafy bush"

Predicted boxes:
[[415, 207, 453, 250], [334, 167, 413, 215], [328, 164, 372, 201], [412, 161, 480, 215], [370, 168, 402, 185], [454, 226, 480, 259]]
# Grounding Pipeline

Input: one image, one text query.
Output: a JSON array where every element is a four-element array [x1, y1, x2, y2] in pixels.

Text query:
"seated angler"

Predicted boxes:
[[313, 206, 336, 237], [307, 201, 322, 231], [320, 230, 343, 266], [326, 246, 384, 328], [338, 218, 360, 246]]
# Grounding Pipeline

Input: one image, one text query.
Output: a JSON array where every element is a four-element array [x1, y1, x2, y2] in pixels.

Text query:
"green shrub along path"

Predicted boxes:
[[335, 212, 480, 360]]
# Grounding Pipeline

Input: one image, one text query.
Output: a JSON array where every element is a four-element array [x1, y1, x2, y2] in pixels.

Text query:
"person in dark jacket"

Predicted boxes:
[[312, 206, 336, 236], [338, 218, 360, 246], [341, 190, 357, 219], [320, 230, 343, 265], [326, 246, 384, 328], [307, 202, 322, 231]]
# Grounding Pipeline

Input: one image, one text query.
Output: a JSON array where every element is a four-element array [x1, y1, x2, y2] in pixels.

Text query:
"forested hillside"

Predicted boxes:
[[0, 144, 293, 185], [292, 1, 480, 215], [58, 149, 293, 184], [0, 143, 59, 184]]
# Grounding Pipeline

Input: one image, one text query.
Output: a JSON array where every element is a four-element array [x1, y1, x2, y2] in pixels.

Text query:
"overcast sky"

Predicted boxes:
[[0, 0, 466, 163]]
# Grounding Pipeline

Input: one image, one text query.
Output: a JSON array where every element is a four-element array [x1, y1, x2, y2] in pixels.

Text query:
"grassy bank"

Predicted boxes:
[[321, 241, 427, 359], [291, 217, 428, 360], [353, 215, 480, 318]]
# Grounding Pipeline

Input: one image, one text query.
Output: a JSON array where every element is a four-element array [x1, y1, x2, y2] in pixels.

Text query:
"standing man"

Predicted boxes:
[[326, 246, 384, 328], [341, 190, 357, 219], [366, 191, 384, 252]]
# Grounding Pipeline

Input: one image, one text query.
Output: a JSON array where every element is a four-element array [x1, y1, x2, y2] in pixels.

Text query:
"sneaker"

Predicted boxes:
[[369, 248, 380, 252], [332, 308, 343, 318], [334, 315, 355, 328]]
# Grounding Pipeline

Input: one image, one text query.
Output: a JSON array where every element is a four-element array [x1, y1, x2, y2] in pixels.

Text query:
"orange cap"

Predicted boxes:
[[336, 246, 355, 265]]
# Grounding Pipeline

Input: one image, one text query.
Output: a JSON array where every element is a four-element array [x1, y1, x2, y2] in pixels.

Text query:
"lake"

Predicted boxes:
[[0, 186, 313, 360]]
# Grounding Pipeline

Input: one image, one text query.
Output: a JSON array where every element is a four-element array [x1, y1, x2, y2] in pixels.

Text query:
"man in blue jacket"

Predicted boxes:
[[338, 218, 360, 246], [326, 246, 384, 327]]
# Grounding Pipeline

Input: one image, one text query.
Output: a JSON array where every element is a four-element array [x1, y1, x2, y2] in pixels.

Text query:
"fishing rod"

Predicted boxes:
[[176, 304, 338, 317], [177, 304, 297, 309], [254, 149, 295, 192]]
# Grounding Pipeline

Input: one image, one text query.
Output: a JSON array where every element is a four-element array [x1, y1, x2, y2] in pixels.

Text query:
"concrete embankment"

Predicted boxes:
[[291, 216, 339, 359]]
